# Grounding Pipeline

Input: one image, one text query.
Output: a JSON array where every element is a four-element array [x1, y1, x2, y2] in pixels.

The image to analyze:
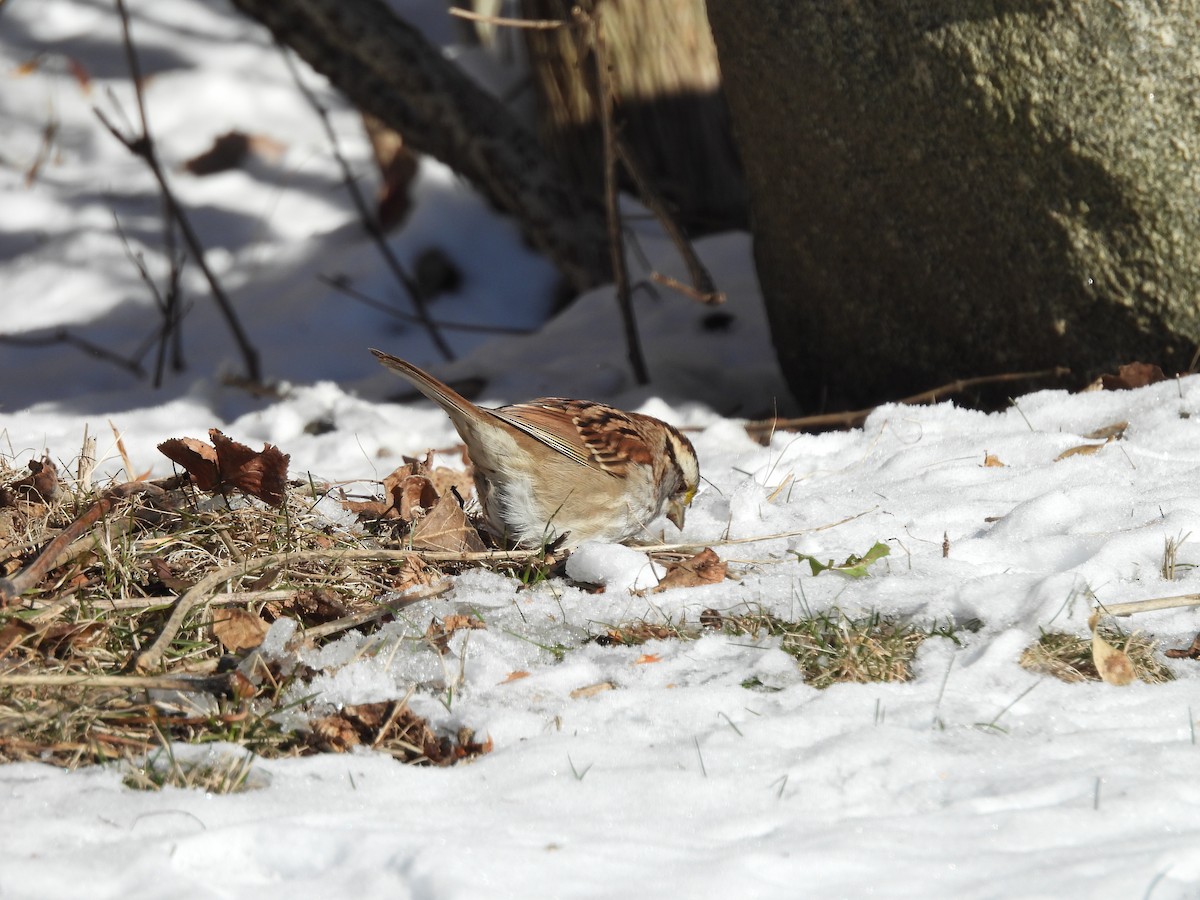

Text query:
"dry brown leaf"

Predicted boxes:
[[158, 436, 219, 489], [309, 713, 361, 752], [341, 497, 393, 518], [0, 619, 36, 654], [147, 556, 193, 592], [212, 608, 271, 653], [425, 613, 486, 654], [387, 556, 434, 593], [1055, 443, 1104, 461], [652, 548, 726, 593], [634, 653, 663, 665], [1083, 421, 1128, 441], [363, 113, 419, 230], [499, 670, 531, 684], [395, 475, 439, 522], [37, 622, 105, 656], [184, 131, 251, 175], [410, 493, 485, 552], [67, 57, 92, 94], [1165, 632, 1200, 660], [1088, 611, 1136, 686], [699, 608, 723, 630], [982, 453, 1005, 468], [570, 681, 616, 699], [3, 457, 60, 504], [1097, 362, 1168, 391], [264, 588, 349, 624], [158, 429, 290, 506], [308, 701, 465, 763], [427, 465, 474, 503], [604, 623, 676, 645]]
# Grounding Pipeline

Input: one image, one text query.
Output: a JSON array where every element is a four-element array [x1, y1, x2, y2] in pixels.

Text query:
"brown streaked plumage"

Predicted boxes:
[[370, 349, 699, 547]]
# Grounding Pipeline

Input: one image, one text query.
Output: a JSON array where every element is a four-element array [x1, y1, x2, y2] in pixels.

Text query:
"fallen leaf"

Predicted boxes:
[[212, 608, 271, 653], [4, 456, 60, 503], [499, 670, 531, 684], [634, 653, 663, 665], [157, 436, 220, 490], [570, 681, 616, 699], [341, 497, 393, 518], [1165, 632, 1200, 660], [184, 131, 251, 175], [982, 453, 1005, 467], [379, 456, 473, 520], [307, 701, 465, 763], [309, 713, 361, 752], [1088, 611, 1136, 686], [699, 608, 723, 630], [1097, 362, 1168, 391], [1055, 443, 1105, 461], [387, 556, 434, 592], [158, 429, 290, 506], [424, 612, 486, 654], [66, 56, 91, 93], [264, 588, 349, 624], [147, 556, 193, 592], [0, 619, 36, 654], [410, 493, 485, 552], [363, 113, 419, 230], [395, 474, 439, 522], [652, 548, 727, 593], [1083, 421, 1128, 441], [37, 622, 105, 656], [602, 623, 676, 645]]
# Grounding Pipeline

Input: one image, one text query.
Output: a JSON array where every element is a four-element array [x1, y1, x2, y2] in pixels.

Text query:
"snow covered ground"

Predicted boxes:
[[4, 2, 1200, 898]]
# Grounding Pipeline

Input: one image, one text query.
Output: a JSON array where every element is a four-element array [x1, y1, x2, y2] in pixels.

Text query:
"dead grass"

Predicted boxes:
[[0, 449, 511, 775], [597, 606, 957, 689], [1020, 627, 1174, 684]]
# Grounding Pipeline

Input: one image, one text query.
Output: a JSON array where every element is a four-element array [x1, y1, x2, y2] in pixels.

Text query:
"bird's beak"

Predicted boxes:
[[667, 498, 687, 530]]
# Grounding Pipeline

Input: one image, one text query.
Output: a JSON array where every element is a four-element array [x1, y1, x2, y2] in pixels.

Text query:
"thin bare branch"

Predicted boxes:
[[586, 2, 648, 384], [1098, 593, 1200, 619], [616, 141, 723, 304], [316, 275, 535, 334], [298, 581, 452, 642], [96, 0, 261, 383], [0, 480, 172, 607], [280, 48, 455, 361], [745, 367, 1073, 437], [448, 6, 567, 29], [0, 671, 242, 694], [0, 330, 145, 377], [131, 549, 459, 671]]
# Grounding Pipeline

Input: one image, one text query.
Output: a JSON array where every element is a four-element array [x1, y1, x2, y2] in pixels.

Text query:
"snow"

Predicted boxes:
[[4, 1, 1200, 897]]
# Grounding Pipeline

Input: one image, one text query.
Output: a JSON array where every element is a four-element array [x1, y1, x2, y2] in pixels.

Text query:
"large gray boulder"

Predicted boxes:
[[706, 1, 1200, 408]]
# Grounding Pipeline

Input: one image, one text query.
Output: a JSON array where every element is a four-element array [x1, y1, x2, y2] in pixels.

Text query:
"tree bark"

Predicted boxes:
[[228, 0, 610, 292], [522, 0, 746, 233]]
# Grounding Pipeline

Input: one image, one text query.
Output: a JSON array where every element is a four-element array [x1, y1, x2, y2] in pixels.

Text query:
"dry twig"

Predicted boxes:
[[131, 549, 466, 671], [94, 0, 260, 382], [583, 2, 648, 384], [280, 50, 454, 361], [745, 367, 1072, 437], [0, 480, 172, 607]]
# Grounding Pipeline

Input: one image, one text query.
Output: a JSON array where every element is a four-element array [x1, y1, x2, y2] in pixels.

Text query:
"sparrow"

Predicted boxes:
[[371, 349, 699, 547]]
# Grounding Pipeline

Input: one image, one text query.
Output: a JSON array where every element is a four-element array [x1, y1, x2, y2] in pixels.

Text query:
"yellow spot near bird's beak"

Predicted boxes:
[[667, 490, 693, 530]]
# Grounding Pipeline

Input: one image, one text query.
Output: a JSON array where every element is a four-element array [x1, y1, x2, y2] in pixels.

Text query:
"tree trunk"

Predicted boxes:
[[521, 0, 746, 233], [228, 0, 610, 292]]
